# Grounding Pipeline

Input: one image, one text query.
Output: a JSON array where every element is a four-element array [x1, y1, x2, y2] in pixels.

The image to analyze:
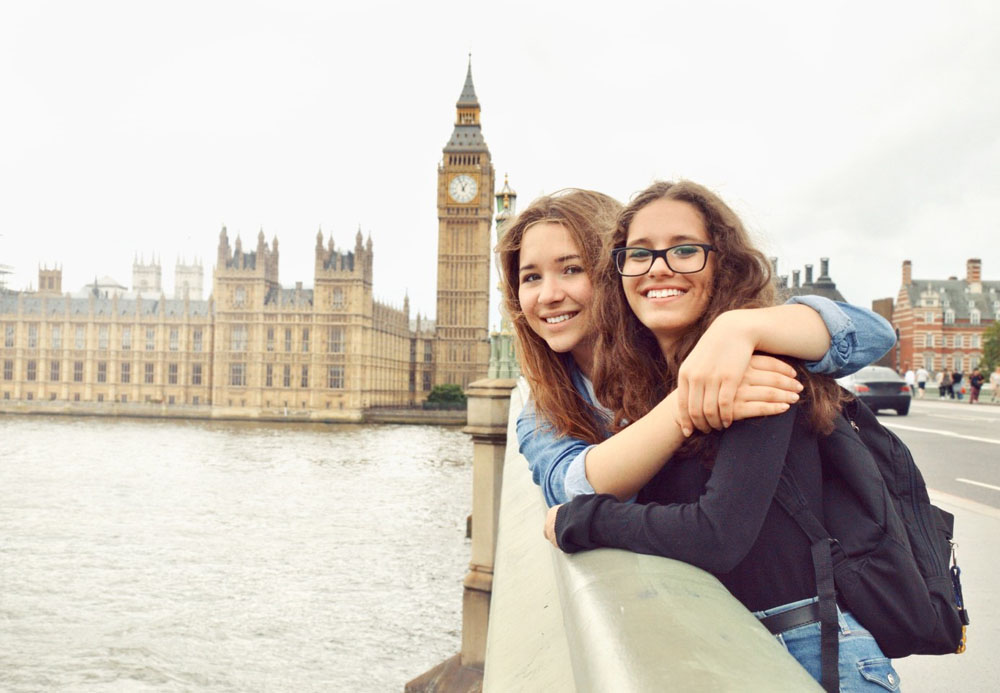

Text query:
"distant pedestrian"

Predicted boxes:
[[952, 370, 964, 400], [969, 369, 984, 404], [916, 366, 929, 398], [904, 365, 916, 397], [937, 370, 949, 398], [992, 366, 1000, 403]]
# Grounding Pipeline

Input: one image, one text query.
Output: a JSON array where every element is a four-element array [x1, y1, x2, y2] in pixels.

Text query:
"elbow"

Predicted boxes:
[[710, 523, 759, 572], [686, 522, 756, 573], [691, 536, 750, 573], [641, 515, 753, 573], [704, 546, 750, 574], [868, 312, 897, 359], [875, 328, 897, 360]]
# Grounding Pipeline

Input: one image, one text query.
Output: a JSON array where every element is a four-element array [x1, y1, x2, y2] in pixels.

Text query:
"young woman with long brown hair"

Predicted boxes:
[[545, 181, 899, 690], [499, 188, 896, 507]]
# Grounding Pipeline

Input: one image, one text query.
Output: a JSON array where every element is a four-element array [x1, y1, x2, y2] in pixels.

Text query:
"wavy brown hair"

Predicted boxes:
[[497, 189, 622, 444], [592, 181, 844, 460]]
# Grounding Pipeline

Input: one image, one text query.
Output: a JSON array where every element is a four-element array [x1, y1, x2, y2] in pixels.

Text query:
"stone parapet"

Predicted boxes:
[[484, 379, 822, 692]]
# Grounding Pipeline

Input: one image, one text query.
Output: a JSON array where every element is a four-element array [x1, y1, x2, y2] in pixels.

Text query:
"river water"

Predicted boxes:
[[0, 415, 472, 692]]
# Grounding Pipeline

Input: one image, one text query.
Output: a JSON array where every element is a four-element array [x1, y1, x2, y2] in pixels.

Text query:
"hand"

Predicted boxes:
[[677, 311, 801, 433], [544, 505, 561, 548], [731, 355, 803, 422]]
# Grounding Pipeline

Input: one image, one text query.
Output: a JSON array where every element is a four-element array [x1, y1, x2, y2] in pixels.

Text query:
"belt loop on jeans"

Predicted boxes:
[[758, 601, 822, 635]]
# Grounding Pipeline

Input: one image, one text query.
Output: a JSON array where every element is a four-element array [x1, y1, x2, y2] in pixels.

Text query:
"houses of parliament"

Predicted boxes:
[[0, 63, 517, 421]]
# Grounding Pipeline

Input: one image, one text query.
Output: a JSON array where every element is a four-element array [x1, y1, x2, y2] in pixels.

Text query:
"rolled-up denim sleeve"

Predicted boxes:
[[516, 400, 592, 507], [786, 295, 896, 378], [563, 446, 597, 498]]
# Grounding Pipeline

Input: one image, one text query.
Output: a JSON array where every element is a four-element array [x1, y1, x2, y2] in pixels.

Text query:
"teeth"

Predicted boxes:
[[545, 313, 575, 324], [646, 289, 685, 298]]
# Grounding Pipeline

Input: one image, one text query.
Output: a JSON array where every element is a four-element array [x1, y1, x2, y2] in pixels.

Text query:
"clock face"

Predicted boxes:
[[449, 174, 478, 203]]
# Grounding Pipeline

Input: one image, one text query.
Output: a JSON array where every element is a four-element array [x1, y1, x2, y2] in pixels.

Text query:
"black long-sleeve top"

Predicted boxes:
[[554, 405, 826, 612]]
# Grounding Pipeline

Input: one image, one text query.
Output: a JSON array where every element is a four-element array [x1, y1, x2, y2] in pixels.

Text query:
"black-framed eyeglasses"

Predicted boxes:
[[612, 244, 715, 277]]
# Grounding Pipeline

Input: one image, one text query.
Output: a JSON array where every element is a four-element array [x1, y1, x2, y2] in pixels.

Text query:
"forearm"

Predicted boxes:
[[518, 403, 588, 506], [718, 305, 830, 362], [584, 392, 686, 501], [557, 408, 799, 570]]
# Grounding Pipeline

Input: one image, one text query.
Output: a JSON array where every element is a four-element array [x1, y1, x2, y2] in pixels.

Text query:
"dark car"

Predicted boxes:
[[837, 366, 911, 415]]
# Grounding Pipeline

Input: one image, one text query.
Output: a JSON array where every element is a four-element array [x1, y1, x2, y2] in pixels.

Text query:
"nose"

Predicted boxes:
[[538, 275, 565, 303], [647, 253, 674, 277]]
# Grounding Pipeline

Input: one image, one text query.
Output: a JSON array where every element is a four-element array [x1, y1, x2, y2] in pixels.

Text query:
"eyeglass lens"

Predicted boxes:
[[616, 245, 708, 276]]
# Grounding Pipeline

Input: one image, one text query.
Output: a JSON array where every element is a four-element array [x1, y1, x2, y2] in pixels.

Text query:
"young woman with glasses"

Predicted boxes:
[[544, 181, 899, 691], [498, 188, 896, 508]]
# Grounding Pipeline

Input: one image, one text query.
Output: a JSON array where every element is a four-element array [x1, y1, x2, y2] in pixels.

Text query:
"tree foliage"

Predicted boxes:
[[426, 384, 467, 406], [981, 320, 1000, 373]]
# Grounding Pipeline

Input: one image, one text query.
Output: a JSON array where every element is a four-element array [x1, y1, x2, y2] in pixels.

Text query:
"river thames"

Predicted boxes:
[[0, 415, 472, 692]]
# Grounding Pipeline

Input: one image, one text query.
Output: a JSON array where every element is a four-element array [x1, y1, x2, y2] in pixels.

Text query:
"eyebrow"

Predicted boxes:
[[625, 235, 703, 246], [518, 254, 582, 272]]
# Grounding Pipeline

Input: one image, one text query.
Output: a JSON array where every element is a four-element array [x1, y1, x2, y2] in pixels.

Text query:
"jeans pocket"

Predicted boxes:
[[857, 657, 900, 691]]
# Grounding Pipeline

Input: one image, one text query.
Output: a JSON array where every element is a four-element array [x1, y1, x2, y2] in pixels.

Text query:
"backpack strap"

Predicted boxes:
[[775, 471, 839, 693]]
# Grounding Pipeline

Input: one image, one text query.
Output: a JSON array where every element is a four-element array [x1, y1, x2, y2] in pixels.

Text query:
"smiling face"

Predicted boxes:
[[517, 222, 595, 366], [622, 198, 714, 349]]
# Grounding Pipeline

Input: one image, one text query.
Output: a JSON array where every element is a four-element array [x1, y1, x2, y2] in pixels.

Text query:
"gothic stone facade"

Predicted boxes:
[[0, 289, 215, 408], [1, 230, 430, 420], [0, 63, 494, 419]]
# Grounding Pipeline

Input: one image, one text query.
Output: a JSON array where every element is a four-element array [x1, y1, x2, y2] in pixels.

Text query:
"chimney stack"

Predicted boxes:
[[792, 270, 801, 288], [902, 260, 912, 286], [804, 264, 813, 285], [967, 258, 982, 283], [967, 258, 982, 294]]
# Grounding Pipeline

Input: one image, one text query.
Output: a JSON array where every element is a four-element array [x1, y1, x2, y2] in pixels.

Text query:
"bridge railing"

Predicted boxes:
[[482, 379, 821, 692]]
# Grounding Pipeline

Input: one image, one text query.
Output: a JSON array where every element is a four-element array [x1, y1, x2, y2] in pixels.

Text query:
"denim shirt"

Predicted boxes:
[[517, 295, 896, 507]]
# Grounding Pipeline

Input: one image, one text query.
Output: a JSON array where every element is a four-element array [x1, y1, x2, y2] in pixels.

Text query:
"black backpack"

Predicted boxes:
[[775, 397, 968, 693]]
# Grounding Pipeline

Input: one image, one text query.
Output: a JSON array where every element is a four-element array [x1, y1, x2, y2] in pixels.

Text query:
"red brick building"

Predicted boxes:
[[890, 258, 998, 374]]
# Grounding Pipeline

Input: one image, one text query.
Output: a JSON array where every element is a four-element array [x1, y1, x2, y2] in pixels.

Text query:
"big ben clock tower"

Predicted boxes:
[[434, 58, 495, 388]]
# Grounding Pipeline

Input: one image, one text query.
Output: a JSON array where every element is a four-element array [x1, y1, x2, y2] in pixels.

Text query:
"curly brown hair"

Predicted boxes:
[[592, 181, 843, 459], [497, 189, 622, 444]]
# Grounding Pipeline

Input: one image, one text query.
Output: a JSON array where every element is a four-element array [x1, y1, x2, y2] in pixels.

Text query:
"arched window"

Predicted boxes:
[[954, 352, 965, 371], [923, 352, 935, 370]]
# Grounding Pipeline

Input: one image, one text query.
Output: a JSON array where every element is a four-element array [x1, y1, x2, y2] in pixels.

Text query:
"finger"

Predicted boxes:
[[748, 354, 797, 379], [676, 376, 694, 437], [739, 384, 801, 405], [717, 379, 738, 428], [687, 380, 711, 434], [745, 368, 803, 393], [701, 380, 724, 431], [733, 401, 791, 420]]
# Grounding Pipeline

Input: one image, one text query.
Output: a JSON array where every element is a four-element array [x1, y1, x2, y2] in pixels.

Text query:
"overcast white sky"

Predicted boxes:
[[2, 1, 998, 327]]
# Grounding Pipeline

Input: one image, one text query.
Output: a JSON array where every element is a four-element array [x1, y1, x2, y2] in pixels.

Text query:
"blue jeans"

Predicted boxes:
[[755, 597, 901, 692]]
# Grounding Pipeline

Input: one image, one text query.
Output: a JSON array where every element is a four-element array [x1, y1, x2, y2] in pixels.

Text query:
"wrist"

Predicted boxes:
[[714, 309, 761, 349], [661, 390, 686, 434]]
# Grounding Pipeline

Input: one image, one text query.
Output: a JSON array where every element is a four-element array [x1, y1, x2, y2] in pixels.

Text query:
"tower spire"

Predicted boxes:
[[457, 54, 478, 108], [446, 56, 485, 150]]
